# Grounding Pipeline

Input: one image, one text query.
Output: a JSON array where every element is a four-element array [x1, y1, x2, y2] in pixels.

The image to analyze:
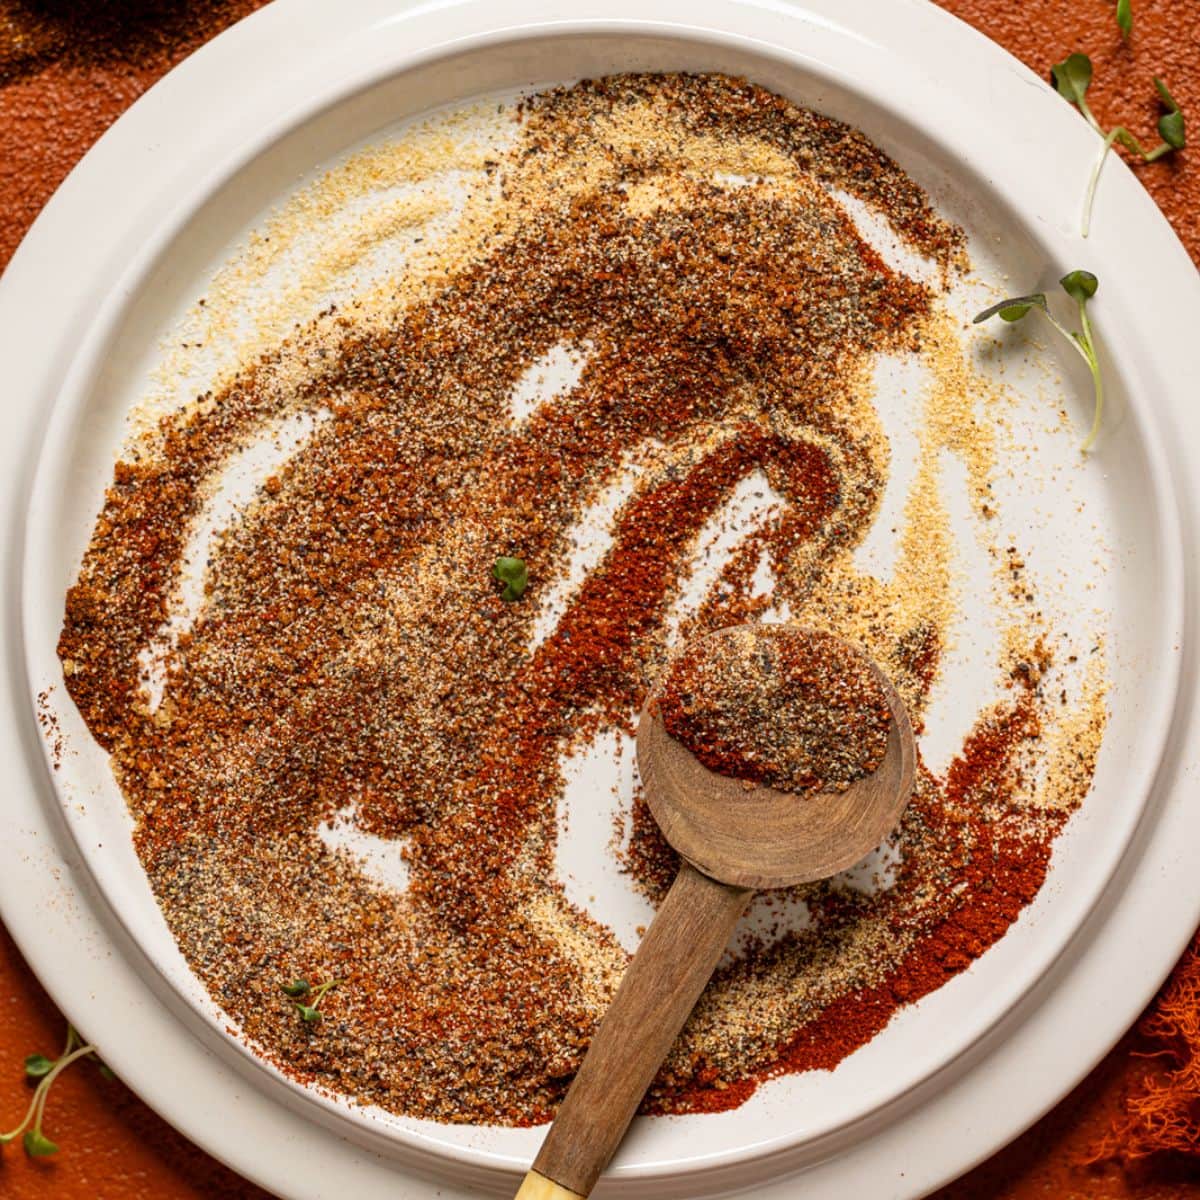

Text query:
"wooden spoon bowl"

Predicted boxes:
[[640, 624, 916, 889], [517, 624, 917, 1200]]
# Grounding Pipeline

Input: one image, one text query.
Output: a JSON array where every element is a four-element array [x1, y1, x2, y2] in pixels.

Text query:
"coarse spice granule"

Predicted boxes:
[[653, 625, 892, 796], [59, 72, 1106, 1125]]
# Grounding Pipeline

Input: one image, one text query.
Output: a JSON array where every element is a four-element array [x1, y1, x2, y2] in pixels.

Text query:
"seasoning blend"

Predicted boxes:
[[654, 624, 893, 797], [59, 72, 1107, 1125]]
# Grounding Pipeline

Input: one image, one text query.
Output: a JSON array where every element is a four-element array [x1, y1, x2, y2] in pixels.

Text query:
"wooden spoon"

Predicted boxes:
[[515, 624, 917, 1200]]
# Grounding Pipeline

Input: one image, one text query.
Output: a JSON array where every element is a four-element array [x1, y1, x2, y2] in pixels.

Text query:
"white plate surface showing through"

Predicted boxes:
[[2, 2, 1199, 1199]]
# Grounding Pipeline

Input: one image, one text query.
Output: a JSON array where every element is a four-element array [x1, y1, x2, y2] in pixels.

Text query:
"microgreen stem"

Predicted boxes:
[[1076, 304, 1105, 453], [1041, 311, 1094, 370], [1076, 98, 1102, 137], [1, 1043, 96, 1149], [310, 979, 343, 1006], [1114, 127, 1151, 157], [1034, 307, 1103, 449], [1082, 128, 1121, 238], [0, 1090, 41, 1145]]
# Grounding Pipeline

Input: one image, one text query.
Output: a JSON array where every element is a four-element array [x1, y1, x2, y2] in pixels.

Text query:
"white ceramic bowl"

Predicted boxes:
[[4, 3, 1200, 1198]]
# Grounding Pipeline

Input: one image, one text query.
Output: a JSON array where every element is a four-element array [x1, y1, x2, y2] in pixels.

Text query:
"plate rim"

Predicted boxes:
[[18, 13, 1189, 1180], [2, 1, 1199, 1197]]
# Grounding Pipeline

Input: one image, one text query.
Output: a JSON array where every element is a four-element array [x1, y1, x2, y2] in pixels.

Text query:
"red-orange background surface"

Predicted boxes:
[[1, 2, 1198, 1197]]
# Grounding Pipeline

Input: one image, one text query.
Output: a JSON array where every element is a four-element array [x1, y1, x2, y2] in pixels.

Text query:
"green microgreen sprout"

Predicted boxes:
[[2, 1024, 112, 1157], [1116, 0, 1132, 38], [23, 1055, 53, 1080], [974, 270, 1104, 451], [283, 977, 343, 1023], [492, 556, 529, 602], [1051, 53, 1186, 235], [1155, 78, 1186, 153]]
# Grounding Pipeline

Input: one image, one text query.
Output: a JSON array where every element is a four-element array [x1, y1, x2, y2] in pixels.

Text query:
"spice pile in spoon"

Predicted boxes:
[[653, 625, 893, 797]]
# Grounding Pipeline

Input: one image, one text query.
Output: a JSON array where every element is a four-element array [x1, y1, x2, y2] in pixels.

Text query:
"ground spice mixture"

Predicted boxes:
[[653, 625, 892, 796], [58, 72, 1107, 1125]]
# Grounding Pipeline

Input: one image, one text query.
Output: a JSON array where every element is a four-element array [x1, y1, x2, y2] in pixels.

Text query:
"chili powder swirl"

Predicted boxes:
[[57, 73, 1101, 1125]]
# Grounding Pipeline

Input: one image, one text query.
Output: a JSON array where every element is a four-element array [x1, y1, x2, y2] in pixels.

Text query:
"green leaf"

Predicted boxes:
[[97, 1062, 116, 1082], [1060, 270, 1099, 304], [973, 294, 1047, 324], [1116, 0, 1132, 37], [23, 1055, 54, 1080], [281, 979, 311, 997], [996, 303, 1037, 323], [23, 1129, 59, 1157], [1159, 110, 1185, 150], [1154, 78, 1185, 150], [492, 556, 529, 602], [1050, 54, 1093, 109], [1154, 77, 1180, 112], [295, 1004, 323, 1023]]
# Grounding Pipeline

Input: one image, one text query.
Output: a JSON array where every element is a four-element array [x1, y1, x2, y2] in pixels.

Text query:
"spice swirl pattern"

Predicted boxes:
[[58, 74, 1106, 1124]]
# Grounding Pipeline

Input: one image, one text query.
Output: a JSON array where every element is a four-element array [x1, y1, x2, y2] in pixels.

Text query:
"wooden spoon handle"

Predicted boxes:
[[521, 860, 753, 1197], [514, 1172, 584, 1200]]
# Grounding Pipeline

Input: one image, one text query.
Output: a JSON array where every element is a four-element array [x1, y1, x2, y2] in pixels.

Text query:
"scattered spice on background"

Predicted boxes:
[[654, 625, 892, 796], [58, 72, 1107, 1127]]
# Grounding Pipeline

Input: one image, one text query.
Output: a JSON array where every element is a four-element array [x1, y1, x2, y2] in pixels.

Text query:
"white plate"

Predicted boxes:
[[10, 5, 1186, 1184], [2, 2, 1199, 1198]]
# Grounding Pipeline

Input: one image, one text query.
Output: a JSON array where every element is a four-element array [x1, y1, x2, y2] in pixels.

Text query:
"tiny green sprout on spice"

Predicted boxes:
[[2, 1024, 113, 1157], [282, 977, 344, 1023], [974, 270, 1104, 451], [492, 556, 528, 601], [1050, 52, 1186, 236]]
